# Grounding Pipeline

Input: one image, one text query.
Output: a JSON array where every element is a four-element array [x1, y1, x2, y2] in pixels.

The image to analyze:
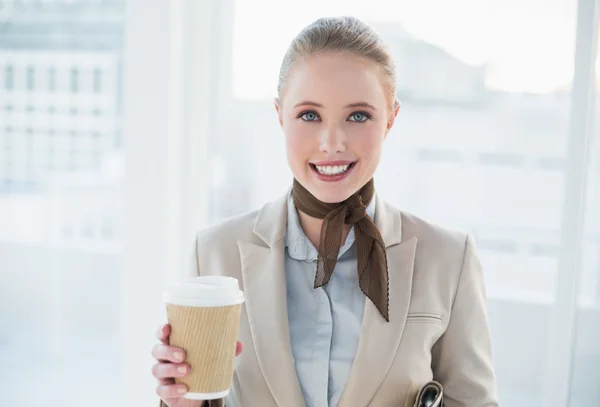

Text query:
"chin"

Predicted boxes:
[[305, 182, 357, 204]]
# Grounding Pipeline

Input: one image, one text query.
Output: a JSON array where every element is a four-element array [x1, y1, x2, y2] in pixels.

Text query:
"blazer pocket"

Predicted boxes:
[[406, 312, 443, 324]]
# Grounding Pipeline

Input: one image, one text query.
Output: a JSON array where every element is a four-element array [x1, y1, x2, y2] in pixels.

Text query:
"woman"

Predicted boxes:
[[152, 16, 499, 407]]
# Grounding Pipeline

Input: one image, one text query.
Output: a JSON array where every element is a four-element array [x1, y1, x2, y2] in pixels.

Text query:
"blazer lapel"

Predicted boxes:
[[338, 198, 418, 407], [237, 193, 305, 407]]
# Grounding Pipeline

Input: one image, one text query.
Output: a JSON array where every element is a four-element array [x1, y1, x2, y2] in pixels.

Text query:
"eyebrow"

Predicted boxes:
[[345, 102, 377, 110], [294, 101, 377, 110]]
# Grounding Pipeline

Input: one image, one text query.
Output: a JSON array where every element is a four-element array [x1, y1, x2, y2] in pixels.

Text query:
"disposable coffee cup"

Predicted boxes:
[[163, 276, 245, 400]]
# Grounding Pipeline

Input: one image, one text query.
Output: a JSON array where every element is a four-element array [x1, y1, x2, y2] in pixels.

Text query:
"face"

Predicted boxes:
[[275, 52, 399, 203]]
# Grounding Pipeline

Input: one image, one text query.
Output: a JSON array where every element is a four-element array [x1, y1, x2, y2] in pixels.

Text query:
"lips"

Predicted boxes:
[[309, 161, 357, 182]]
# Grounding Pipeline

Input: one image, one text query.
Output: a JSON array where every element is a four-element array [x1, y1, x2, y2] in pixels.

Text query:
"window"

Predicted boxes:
[[48, 67, 56, 91], [26, 65, 34, 90], [93, 67, 102, 93], [567, 33, 600, 406], [4, 65, 14, 90], [1, 3, 126, 406], [70, 67, 79, 93]]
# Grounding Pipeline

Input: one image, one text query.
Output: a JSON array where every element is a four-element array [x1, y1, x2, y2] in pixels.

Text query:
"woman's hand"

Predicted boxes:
[[152, 324, 243, 407]]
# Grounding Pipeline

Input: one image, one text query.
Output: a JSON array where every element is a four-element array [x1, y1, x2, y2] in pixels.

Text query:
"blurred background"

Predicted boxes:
[[0, 0, 599, 406]]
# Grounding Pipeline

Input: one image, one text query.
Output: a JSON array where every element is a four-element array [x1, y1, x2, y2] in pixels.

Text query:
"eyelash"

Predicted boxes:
[[297, 110, 372, 122]]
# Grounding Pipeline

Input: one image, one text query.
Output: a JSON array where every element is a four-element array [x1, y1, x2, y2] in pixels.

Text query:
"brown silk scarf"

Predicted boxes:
[[292, 178, 390, 322]]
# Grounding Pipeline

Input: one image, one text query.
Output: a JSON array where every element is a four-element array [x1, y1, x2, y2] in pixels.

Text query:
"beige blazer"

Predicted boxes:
[[169, 192, 499, 407]]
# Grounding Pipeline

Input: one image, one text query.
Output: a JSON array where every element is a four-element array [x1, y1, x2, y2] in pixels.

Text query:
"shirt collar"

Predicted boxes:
[[285, 191, 376, 262]]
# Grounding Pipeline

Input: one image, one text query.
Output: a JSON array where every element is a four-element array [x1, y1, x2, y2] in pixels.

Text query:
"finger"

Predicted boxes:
[[152, 362, 190, 380], [152, 343, 186, 363], [159, 379, 178, 407], [160, 378, 175, 385], [156, 383, 189, 399], [162, 397, 183, 407], [155, 324, 171, 344], [235, 341, 243, 356]]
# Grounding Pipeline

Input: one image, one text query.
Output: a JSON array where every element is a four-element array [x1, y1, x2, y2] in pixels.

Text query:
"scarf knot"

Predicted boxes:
[[344, 195, 367, 224]]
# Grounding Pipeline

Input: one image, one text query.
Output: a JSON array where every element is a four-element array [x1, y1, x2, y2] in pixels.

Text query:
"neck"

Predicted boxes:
[[297, 209, 352, 249]]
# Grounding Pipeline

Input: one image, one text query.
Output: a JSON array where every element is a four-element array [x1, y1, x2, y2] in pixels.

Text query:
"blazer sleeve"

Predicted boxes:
[[431, 234, 499, 407]]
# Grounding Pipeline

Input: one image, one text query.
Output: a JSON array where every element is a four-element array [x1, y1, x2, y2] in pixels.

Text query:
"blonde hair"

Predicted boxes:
[[277, 16, 399, 109]]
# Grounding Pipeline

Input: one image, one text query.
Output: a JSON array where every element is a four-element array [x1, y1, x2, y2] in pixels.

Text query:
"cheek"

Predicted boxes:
[[348, 125, 385, 160], [284, 122, 313, 163]]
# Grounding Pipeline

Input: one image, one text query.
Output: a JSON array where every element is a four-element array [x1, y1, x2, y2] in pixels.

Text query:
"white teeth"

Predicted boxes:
[[315, 164, 350, 175]]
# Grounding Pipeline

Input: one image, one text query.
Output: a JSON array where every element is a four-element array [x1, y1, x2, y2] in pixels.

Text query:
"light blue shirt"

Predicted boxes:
[[284, 193, 376, 407]]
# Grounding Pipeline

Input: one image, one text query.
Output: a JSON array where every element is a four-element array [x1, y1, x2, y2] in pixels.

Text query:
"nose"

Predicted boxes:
[[319, 124, 347, 154]]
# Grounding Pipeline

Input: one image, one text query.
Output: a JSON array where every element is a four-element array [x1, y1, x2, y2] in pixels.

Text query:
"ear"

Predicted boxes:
[[385, 101, 401, 137], [274, 98, 283, 127]]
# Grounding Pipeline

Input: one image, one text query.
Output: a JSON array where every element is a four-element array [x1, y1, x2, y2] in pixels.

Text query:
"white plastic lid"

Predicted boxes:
[[163, 276, 245, 307]]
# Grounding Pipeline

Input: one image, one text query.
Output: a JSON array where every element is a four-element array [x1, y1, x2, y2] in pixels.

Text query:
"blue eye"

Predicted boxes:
[[300, 111, 319, 122], [349, 112, 370, 122]]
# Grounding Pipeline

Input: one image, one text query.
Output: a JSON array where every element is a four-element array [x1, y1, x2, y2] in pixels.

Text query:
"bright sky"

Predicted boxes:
[[232, 0, 581, 99]]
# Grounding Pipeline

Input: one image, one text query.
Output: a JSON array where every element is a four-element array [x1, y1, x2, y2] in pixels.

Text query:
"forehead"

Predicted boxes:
[[283, 52, 388, 108]]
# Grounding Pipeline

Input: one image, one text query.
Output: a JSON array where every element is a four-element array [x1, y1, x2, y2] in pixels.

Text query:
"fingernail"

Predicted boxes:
[[177, 365, 187, 374], [178, 387, 187, 394], [173, 352, 184, 361]]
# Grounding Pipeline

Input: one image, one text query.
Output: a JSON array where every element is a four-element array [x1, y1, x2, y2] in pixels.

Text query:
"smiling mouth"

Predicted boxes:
[[309, 162, 356, 176]]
